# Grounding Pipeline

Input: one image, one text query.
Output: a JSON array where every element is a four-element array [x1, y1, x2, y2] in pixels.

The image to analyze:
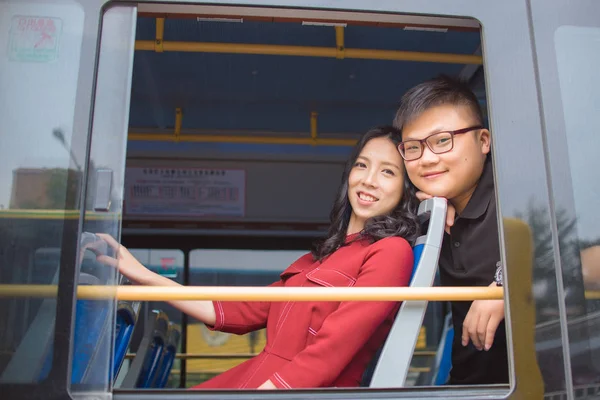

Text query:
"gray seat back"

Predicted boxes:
[[369, 197, 446, 387]]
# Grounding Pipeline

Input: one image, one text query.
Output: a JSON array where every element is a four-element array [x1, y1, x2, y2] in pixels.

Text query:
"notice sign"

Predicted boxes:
[[125, 167, 246, 218], [157, 257, 177, 278], [9, 16, 62, 63]]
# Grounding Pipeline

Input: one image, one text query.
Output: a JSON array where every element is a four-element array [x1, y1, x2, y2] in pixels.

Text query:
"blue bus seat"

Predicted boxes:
[[120, 310, 170, 388], [70, 272, 113, 385], [0, 233, 111, 384], [153, 322, 181, 388], [69, 233, 116, 386], [113, 299, 141, 382], [75, 233, 144, 386], [0, 267, 59, 383], [369, 197, 447, 388], [432, 313, 454, 385], [79, 232, 112, 285], [0, 275, 113, 385]]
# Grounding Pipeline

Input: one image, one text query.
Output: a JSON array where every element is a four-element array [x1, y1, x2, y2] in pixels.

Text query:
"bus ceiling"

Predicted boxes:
[[128, 4, 483, 147], [135, 4, 481, 31]]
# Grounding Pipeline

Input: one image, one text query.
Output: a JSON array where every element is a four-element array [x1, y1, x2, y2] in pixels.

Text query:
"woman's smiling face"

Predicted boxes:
[[347, 136, 405, 235]]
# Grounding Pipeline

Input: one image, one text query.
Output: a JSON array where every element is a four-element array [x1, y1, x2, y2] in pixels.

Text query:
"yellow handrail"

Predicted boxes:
[[127, 132, 357, 146], [8, 285, 599, 301], [0, 285, 502, 301], [134, 40, 483, 65], [0, 209, 119, 220]]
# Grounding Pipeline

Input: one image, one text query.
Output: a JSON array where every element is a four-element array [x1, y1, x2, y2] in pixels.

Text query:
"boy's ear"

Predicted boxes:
[[478, 128, 491, 154]]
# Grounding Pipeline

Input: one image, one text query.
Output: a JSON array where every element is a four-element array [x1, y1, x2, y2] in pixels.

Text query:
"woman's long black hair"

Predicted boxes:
[[312, 126, 420, 261]]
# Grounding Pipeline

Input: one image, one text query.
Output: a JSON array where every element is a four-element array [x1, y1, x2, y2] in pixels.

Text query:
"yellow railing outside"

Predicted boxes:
[[586, 290, 600, 300], [0, 209, 119, 220]]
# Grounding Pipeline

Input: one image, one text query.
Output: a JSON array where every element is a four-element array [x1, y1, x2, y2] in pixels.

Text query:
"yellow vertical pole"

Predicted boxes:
[[174, 108, 182, 143], [335, 26, 345, 59], [503, 218, 544, 399], [155, 18, 165, 53], [310, 112, 318, 144]]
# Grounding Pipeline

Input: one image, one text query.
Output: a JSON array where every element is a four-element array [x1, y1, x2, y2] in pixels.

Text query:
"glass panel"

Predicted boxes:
[[69, 4, 136, 395], [555, 25, 600, 387], [0, 0, 85, 385]]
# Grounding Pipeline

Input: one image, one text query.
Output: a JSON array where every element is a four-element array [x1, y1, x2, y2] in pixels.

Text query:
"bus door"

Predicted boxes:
[[72, 4, 138, 397], [529, 0, 600, 394], [0, 2, 137, 399]]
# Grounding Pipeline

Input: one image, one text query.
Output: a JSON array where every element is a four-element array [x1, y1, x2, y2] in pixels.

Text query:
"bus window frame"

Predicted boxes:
[[110, 0, 555, 398]]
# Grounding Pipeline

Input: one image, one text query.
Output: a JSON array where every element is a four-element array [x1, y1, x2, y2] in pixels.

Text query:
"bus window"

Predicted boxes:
[[117, 5, 502, 394], [554, 22, 600, 389], [115, 248, 185, 388]]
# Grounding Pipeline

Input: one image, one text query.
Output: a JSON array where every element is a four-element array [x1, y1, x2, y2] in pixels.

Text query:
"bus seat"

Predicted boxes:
[[120, 310, 170, 388], [0, 268, 59, 383], [79, 232, 111, 281], [71, 272, 113, 385], [70, 233, 118, 385], [368, 197, 447, 388], [431, 313, 453, 385], [0, 273, 112, 385], [154, 322, 181, 388], [113, 300, 141, 382], [0, 232, 114, 385]]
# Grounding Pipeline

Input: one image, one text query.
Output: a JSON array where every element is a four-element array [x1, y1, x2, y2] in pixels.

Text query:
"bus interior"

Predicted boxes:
[[116, 7, 484, 390]]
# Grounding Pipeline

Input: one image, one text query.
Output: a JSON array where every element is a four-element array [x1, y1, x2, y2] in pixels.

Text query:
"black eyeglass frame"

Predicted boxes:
[[398, 125, 484, 161]]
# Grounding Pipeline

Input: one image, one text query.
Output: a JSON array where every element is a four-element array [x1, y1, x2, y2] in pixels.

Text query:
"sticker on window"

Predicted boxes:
[[9, 16, 62, 63]]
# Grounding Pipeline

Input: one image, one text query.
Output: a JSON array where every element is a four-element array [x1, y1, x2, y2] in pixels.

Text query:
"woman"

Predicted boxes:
[[97, 126, 419, 389]]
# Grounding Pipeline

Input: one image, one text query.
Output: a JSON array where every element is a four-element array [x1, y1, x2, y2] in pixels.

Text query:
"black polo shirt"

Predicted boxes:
[[439, 157, 509, 385]]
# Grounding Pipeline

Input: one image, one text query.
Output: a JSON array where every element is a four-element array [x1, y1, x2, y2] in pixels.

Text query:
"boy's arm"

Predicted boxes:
[[461, 282, 505, 351], [415, 193, 503, 350]]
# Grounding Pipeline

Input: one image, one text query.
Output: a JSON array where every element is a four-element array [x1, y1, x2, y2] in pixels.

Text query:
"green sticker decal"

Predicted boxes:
[[9, 16, 62, 63]]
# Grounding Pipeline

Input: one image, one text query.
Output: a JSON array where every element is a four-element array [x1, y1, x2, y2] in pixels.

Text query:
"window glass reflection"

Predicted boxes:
[[555, 24, 600, 386]]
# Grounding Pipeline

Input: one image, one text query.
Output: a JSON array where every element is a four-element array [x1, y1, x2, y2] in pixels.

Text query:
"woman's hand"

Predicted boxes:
[[95, 233, 217, 326], [95, 233, 154, 285]]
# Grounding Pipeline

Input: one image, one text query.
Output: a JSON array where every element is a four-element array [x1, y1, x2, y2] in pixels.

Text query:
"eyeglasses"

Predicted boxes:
[[397, 126, 484, 161]]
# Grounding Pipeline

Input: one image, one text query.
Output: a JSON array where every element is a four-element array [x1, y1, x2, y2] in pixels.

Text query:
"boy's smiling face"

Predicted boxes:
[[401, 104, 491, 213]]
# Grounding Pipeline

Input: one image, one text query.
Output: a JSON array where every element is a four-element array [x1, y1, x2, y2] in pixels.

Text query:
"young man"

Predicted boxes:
[[394, 76, 508, 385]]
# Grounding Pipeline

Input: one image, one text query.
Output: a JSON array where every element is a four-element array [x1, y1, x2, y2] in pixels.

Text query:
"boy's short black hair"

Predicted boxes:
[[393, 75, 484, 131]]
